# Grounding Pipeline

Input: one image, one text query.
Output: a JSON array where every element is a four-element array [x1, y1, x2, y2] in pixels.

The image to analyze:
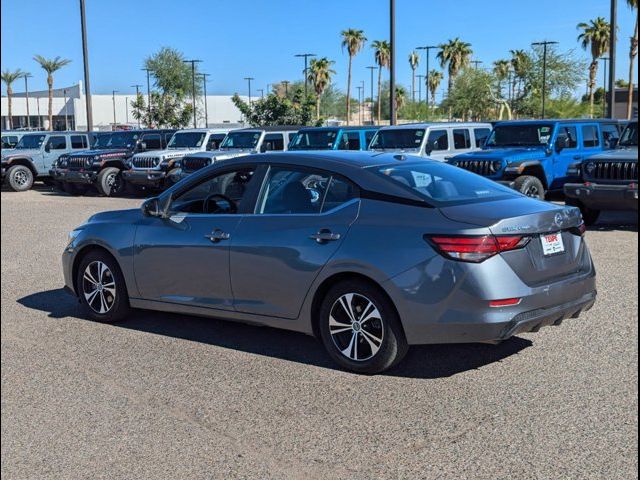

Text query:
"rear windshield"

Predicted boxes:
[[369, 129, 425, 151], [371, 161, 519, 207], [289, 129, 339, 150]]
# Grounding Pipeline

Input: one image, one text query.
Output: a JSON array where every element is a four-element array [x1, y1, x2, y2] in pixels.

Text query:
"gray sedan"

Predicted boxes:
[[62, 152, 596, 374]]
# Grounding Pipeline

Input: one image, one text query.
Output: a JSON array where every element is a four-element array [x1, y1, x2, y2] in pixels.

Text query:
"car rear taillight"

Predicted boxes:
[[425, 235, 530, 263], [489, 298, 522, 308]]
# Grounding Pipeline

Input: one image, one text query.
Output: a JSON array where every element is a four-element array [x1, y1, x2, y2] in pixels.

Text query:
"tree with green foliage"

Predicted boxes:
[[231, 90, 319, 127], [625, 0, 638, 119], [33, 55, 71, 130], [341, 29, 367, 125], [509, 49, 533, 112], [427, 70, 443, 108], [307, 57, 336, 119], [577, 17, 611, 117], [442, 67, 496, 120], [408, 51, 420, 102], [372, 40, 390, 123], [493, 59, 511, 99], [437, 38, 473, 95], [1, 69, 25, 130]]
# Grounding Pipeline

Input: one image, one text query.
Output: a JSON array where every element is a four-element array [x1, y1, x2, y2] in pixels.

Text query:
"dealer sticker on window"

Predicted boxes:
[[541, 232, 565, 256]]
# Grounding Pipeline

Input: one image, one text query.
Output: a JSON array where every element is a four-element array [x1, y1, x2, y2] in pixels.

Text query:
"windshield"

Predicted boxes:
[[106, 132, 139, 148], [220, 131, 262, 149], [369, 129, 425, 151], [14, 134, 46, 149], [289, 129, 339, 150], [93, 133, 113, 149], [372, 161, 519, 207], [167, 132, 206, 149], [486, 124, 554, 147], [619, 123, 638, 147]]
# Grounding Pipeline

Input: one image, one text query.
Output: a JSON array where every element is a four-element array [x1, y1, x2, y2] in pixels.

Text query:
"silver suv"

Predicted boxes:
[[1, 131, 91, 191], [368, 122, 492, 162]]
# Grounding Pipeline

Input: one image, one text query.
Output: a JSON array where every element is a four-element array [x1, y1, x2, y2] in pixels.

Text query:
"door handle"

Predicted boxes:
[[205, 229, 231, 243], [309, 229, 341, 243]]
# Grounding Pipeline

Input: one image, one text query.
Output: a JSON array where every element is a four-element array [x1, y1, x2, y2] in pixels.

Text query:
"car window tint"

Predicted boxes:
[[258, 167, 330, 214], [321, 176, 358, 213], [581, 126, 600, 148], [47, 136, 67, 150], [338, 132, 361, 150], [426, 130, 448, 151], [474, 128, 491, 147], [364, 130, 376, 148], [453, 129, 471, 149], [172, 167, 256, 214], [206, 134, 226, 150], [70, 135, 88, 149], [557, 126, 578, 148], [264, 133, 285, 151], [141, 134, 161, 150], [601, 124, 620, 148]]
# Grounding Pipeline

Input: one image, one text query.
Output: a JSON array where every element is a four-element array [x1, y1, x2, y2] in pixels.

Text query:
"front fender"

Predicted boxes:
[[504, 159, 543, 175], [3, 156, 38, 175]]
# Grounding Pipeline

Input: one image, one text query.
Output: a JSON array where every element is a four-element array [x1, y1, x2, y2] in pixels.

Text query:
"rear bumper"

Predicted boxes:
[[564, 183, 638, 211], [62, 170, 98, 184], [122, 169, 167, 187]]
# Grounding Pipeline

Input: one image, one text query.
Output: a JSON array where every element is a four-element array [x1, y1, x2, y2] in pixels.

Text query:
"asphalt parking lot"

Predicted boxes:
[[1, 185, 638, 480]]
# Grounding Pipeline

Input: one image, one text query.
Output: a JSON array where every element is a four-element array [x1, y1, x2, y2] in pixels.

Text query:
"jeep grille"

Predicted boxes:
[[455, 160, 499, 176], [182, 156, 211, 173], [588, 161, 638, 182], [68, 156, 92, 169], [132, 157, 160, 169]]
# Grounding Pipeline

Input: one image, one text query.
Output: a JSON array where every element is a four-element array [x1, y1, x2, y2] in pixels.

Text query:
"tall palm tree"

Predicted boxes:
[[1, 69, 25, 130], [626, 0, 638, 119], [427, 70, 443, 108], [372, 40, 390, 123], [307, 57, 336, 119], [577, 17, 611, 117], [509, 49, 531, 100], [408, 51, 420, 102], [436, 38, 473, 95], [394, 86, 407, 123], [33, 55, 71, 130], [493, 59, 511, 99], [341, 29, 367, 125]]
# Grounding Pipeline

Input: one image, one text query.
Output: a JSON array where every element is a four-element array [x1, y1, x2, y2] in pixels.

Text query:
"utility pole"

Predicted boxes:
[[389, 0, 397, 125], [357, 84, 363, 125], [244, 77, 255, 104], [36, 97, 41, 129], [294, 53, 316, 97], [471, 60, 483, 69], [183, 59, 202, 128], [416, 45, 438, 107], [131, 84, 142, 128], [63, 89, 69, 130], [258, 88, 264, 100], [142, 67, 152, 120], [200, 73, 210, 127], [601, 57, 610, 118], [79, 0, 93, 131], [125, 96, 129, 124], [23, 73, 32, 129], [607, 0, 617, 118], [531, 40, 558, 119], [366, 66, 377, 124], [417, 74, 424, 104], [282, 80, 290, 96], [112, 90, 118, 129]]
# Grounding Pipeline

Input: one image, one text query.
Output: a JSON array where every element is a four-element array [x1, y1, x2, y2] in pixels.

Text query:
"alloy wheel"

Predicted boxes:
[[329, 293, 384, 362], [82, 261, 116, 314], [524, 185, 539, 197], [14, 170, 29, 186]]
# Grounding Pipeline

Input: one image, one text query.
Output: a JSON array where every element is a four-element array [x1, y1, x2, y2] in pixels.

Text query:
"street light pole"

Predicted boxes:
[[282, 80, 290, 97], [417, 74, 424, 104], [417, 45, 438, 108], [532, 40, 558, 119], [295, 53, 316, 97], [131, 84, 142, 128], [601, 57, 609, 118], [183, 59, 202, 128], [112, 90, 118, 129], [200, 73, 210, 127], [389, 0, 397, 125], [63, 89, 69, 130], [142, 67, 152, 121], [366, 66, 377, 124], [23, 73, 32, 129], [607, 0, 617, 118], [357, 84, 363, 125], [244, 77, 255, 104], [471, 60, 483, 69], [258, 88, 264, 100], [79, 0, 93, 132]]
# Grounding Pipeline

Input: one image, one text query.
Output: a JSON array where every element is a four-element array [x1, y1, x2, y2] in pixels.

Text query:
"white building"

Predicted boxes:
[[1, 81, 247, 131]]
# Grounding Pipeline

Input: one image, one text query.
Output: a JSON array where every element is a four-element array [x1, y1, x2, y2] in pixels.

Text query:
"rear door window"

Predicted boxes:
[[581, 125, 600, 148], [426, 130, 448, 151], [557, 126, 578, 149], [70, 135, 88, 149], [47, 136, 67, 150], [452, 129, 472, 150], [338, 132, 361, 150], [264, 133, 285, 151], [206, 134, 226, 150]]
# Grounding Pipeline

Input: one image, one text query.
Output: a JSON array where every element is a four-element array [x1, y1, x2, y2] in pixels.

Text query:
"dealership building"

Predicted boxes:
[[1, 81, 246, 131]]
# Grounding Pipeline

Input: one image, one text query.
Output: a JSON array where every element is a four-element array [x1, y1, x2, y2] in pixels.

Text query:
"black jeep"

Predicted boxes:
[[564, 121, 638, 225]]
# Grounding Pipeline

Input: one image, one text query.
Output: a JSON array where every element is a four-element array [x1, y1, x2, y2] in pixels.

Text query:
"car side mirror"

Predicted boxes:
[[141, 197, 169, 218], [139, 141, 147, 150], [554, 136, 567, 152], [259, 143, 270, 153], [425, 142, 434, 155]]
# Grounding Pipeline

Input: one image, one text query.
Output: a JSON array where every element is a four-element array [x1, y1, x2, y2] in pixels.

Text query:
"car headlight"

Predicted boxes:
[[585, 162, 597, 175], [67, 229, 82, 245]]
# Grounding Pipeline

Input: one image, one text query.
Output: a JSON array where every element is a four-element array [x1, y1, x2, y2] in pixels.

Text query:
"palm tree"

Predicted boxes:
[[372, 40, 390, 123], [436, 38, 473, 95], [577, 17, 611, 117], [307, 57, 336, 119], [427, 70, 443, 108], [408, 51, 420, 102], [394, 86, 407, 123], [1, 69, 25, 130], [341, 29, 367, 125], [493, 59, 511, 99], [33, 55, 71, 130], [626, 0, 638, 119], [509, 49, 530, 100]]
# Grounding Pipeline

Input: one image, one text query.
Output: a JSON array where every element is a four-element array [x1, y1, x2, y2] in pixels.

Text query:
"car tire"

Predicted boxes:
[[97, 167, 124, 196], [318, 280, 408, 374], [514, 175, 545, 199], [76, 250, 131, 323], [6, 165, 34, 192]]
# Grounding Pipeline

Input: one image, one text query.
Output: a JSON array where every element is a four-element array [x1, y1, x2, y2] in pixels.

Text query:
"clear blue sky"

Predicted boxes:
[[1, 0, 637, 97]]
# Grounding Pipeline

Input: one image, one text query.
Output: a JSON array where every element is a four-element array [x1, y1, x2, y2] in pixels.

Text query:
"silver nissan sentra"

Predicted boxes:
[[62, 151, 596, 374]]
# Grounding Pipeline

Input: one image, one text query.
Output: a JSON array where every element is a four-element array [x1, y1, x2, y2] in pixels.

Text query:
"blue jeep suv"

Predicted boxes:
[[450, 119, 622, 198]]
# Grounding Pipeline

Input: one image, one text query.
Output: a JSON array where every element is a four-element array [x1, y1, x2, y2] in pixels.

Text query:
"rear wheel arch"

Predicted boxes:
[[310, 272, 406, 342]]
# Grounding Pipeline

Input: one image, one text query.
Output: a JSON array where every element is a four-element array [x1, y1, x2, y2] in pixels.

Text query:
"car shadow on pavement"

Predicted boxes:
[[19, 288, 533, 379]]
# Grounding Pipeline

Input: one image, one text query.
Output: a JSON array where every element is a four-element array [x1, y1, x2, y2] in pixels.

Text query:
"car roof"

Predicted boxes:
[[174, 128, 232, 133], [236, 125, 302, 132], [295, 126, 380, 132], [494, 118, 620, 125], [378, 122, 492, 130]]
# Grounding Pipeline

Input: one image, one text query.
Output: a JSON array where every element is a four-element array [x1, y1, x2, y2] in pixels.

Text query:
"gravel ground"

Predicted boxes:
[[1, 186, 638, 480]]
